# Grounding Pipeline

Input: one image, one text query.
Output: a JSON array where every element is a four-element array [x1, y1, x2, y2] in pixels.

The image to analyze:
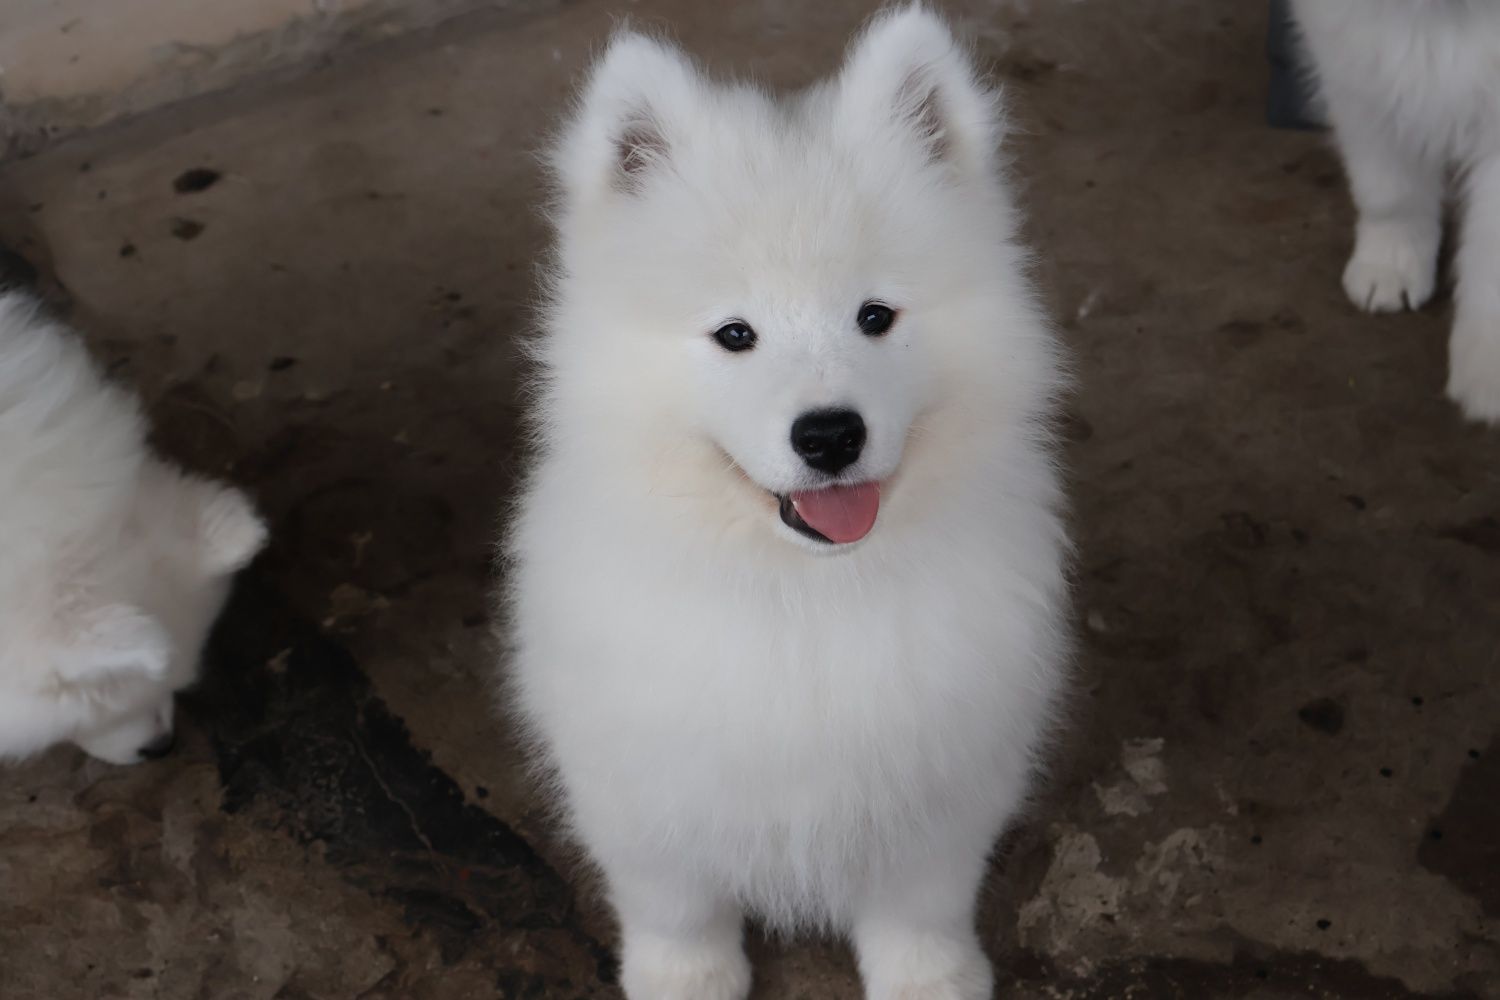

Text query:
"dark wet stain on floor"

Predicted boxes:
[[195, 579, 615, 991]]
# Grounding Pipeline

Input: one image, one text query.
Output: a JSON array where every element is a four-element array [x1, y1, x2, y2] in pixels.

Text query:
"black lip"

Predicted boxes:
[[777, 494, 835, 544]]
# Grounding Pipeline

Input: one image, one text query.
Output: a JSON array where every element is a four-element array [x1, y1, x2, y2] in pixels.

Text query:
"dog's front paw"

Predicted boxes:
[[1343, 221, 1438, 313], [859, 932, 993, 1000], [621, 935, 751, 1000], [1447, 312, 1500, 424]]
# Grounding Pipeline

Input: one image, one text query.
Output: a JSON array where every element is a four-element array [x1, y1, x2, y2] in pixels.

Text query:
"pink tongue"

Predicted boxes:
[[791, 483, 881, 544]]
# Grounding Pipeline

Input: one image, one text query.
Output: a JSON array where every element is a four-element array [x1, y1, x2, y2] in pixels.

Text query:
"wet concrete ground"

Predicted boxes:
[[0, 1, 1496, 998]]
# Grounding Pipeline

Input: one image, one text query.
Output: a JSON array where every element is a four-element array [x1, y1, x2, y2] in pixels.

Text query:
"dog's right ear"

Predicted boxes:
[[834, 6, 1001, 181], [553, 31, 701, 201], [53, 603, 172, 686], [196, 482, 268, 575]]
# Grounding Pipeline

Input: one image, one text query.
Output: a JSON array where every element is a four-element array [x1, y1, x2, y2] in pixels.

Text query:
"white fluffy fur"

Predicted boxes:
[[1292, 0, 1500, 422], [502, 7, 1070, 999], [0, 292, 266, 765]]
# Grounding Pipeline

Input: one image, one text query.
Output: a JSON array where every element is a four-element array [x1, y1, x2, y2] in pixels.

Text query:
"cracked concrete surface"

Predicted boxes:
[[0, 1, 1497, 998]]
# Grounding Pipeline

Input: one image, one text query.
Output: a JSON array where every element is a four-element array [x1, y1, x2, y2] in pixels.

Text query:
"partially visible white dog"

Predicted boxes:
[[1292, 0, 1500, 422], [0, 291, 266, 765], [503, 7, 1070, 999]]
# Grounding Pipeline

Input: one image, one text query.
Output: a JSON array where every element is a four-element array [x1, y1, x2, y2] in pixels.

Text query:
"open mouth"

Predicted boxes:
[[776, 482, 882, 545]]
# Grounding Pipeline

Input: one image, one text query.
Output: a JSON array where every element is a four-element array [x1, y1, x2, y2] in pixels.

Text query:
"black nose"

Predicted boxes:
[[791, 408, 866, 474], [138, 731, 176, 761]]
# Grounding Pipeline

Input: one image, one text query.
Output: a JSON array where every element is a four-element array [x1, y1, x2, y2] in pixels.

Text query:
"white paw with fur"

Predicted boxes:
[[1447, 311, 1500, 424], [620, 936, 751, 1000], [1342, 221, 1438, 313], [858, 931, 993, 1000]]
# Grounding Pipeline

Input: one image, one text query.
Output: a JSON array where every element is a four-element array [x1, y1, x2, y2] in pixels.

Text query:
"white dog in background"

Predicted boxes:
[[1292, 0, 1500, 422], [503, 7, 1070, 999], [0, 291, 266, 765]]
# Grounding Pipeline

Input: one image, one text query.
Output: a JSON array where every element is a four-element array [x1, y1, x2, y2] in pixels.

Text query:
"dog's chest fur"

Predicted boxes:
[[509, 452, 1065, 918]]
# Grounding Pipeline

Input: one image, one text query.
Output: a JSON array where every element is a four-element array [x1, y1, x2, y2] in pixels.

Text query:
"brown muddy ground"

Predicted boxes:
[[0, 1, 1495, 997]]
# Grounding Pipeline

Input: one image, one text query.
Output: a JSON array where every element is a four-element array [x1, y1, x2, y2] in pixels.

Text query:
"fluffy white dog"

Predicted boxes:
[[502, 7, 1070, 998], [0, 291, 266, 765], [1292, 0, 1500, 422]]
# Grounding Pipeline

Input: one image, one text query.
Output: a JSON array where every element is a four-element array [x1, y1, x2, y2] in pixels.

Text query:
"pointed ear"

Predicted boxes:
[[54, 603, 171, 686], [552, 30, 704, 201], [834, 5, 1001, 177], [197, 483, 268, 575]]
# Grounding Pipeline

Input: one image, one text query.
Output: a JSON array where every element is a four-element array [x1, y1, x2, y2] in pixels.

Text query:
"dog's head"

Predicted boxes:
[[51, 465, 266, 764], [545, 6, 1046, 554]]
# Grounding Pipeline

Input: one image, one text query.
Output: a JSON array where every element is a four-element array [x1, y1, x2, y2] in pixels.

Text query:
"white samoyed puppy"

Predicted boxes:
[[0, 291, 266, 765], [502, 7, 1070, 999], [1292, 0, 1500, 422]]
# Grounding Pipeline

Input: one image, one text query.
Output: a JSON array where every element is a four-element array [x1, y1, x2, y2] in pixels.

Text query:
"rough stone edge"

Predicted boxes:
[[0, 0, 549, 163]]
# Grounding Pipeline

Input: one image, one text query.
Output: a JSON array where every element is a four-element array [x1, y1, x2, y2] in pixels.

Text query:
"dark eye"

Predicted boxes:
[[857, 302, 896, 336], [712, 320, 757, 353]]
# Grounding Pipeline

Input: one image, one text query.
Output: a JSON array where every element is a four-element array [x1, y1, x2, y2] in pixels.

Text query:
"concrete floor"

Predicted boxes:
[[1, 1, 1497, 997]]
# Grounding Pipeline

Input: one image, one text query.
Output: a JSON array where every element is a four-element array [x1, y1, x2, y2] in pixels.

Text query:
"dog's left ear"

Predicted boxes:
[[834, 5, 1001, 179], [553, 30, 703, 203], [54, 603, 172, 686]]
